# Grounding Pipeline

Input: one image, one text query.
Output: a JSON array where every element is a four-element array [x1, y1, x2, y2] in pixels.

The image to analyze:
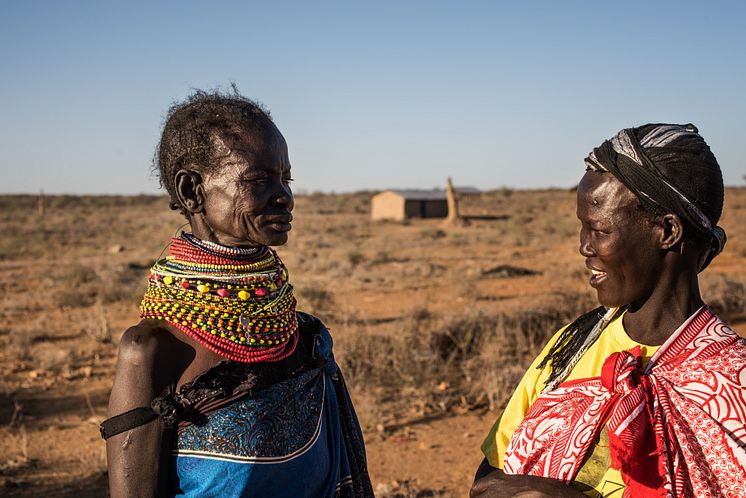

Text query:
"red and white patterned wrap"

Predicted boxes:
[[503, 307, 746, 498]]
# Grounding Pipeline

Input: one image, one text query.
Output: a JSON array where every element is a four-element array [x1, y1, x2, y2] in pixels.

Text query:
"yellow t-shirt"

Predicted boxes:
[[481, 312, 659, 498]]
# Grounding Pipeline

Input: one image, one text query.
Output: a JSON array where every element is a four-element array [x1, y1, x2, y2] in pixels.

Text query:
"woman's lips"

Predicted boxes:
[[264, 214, 293, 232], [589, 269, 607, 287], [267, 222, 292, 232]]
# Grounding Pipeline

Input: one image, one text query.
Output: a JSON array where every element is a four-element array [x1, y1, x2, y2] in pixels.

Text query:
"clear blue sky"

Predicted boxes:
[[1, 1, 744, 194]]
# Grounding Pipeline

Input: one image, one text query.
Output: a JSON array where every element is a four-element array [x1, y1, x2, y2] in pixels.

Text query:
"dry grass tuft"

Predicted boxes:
[[420, 228, 447, 240], [81, 302, 113, 345], [295, 283, 336, 316], [346, 250, 366, 267], [701, 272, 745, 323], [338, 293, 593, 415]]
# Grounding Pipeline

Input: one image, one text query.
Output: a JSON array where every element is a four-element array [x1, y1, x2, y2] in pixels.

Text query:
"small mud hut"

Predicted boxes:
[[371, 187, 479, 221]]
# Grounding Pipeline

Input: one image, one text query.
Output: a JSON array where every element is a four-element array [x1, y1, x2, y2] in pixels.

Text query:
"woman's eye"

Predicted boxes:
[[242, 177, 268, 184], [283, 177, 294, 184]]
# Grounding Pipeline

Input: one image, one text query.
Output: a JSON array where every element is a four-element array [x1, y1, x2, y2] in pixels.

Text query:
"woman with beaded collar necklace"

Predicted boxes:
[[102, 90, 373, 498]]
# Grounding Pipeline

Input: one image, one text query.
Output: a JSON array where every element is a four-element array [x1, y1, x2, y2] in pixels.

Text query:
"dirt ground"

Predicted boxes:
[[1, 188, 744, 497]]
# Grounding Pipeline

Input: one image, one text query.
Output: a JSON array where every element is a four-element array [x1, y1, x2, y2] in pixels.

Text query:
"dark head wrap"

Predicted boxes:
[[584, 123, 726, 272]]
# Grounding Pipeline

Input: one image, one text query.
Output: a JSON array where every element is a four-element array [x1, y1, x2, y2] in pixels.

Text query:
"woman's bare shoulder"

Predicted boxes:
[[112, 321, 195, 397], [115, 321, 180, 368], [114, 320, 221, 395]]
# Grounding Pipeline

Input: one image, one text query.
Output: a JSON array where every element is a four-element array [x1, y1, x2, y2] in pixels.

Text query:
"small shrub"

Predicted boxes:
[[370, 250, 393, 265], [54, 286, 98, 308], [8, 329, 39, 361], [346, 251, 366, 267], [81, 302, 113, 344], [702, 273, 745, 323], [99, 265, 147, 304], [0, 236, 25, 261], [420, 228, 447, 240], [33, 343, 73, 371], [410, 306, 432, 322], [295, 284, 335, 315]]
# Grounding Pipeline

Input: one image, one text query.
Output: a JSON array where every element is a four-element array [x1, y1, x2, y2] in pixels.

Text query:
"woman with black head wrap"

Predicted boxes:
[[472, 124, 746, 498]]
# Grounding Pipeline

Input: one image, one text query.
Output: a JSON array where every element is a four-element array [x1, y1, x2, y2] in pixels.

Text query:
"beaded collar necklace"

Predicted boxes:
[[140, 232, 298, 363]]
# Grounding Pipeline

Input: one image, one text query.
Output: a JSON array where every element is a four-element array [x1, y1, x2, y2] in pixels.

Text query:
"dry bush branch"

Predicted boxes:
[[338, 294, 593, 416], [701, 273, 745, 323]]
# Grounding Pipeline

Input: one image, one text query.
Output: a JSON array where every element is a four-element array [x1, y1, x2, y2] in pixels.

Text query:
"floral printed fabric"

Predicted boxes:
[[504, 307, 746, 498]]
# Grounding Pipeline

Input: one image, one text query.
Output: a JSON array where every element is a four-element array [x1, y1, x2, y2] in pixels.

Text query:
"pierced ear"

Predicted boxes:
[[174, 169, 206, 215], [660, 213, 684, 250]]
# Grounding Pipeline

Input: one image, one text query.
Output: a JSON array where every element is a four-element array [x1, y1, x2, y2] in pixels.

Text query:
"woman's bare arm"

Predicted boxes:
[[105, 324, 187, 498]]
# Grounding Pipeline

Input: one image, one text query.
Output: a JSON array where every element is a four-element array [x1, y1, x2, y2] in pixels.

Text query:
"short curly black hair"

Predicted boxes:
[[155, 87, 273, 213]]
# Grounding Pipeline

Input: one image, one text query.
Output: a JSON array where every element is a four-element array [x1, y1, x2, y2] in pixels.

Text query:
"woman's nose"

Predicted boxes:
[[579, 228, 594, 257], [274, 183, 294, 209]]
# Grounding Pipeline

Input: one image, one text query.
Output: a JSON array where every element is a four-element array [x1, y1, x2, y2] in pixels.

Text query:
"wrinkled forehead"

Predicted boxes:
[[577, 171, 638, 214], [210, 120, 287, 159]]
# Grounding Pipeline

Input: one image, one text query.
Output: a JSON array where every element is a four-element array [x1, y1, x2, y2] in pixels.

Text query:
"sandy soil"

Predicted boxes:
[[1, 189, 744, 497]]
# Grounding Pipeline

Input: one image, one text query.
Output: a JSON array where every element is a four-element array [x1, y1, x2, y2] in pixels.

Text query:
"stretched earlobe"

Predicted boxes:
[[174, 169, 206, 215], [660, 214, 684, 250]]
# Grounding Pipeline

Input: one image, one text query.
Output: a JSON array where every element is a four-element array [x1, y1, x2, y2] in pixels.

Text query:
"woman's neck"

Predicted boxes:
[[623, 266, 703, 346]]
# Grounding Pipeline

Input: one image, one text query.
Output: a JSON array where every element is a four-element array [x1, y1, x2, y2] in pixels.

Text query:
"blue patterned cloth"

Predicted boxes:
[[167, 327, 364, 497]]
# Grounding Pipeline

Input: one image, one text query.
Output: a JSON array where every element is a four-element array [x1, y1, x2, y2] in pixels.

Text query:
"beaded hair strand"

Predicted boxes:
[[537, 306, 609, 390]]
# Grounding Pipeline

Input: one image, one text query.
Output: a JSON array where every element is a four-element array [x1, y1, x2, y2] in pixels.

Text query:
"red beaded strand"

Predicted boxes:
[[169, 320, 299, 362], [139, 234, 299, 363]]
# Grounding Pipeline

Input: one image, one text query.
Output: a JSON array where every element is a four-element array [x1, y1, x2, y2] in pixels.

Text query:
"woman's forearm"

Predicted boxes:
[[471, 461, 586, 498], [107, 421, 172, 498]]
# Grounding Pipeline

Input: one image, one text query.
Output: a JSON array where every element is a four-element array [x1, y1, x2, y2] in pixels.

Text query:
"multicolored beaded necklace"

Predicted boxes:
[[140, 232, 298, 362]]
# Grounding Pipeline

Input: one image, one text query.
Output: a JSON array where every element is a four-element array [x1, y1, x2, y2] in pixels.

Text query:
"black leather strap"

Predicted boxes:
[[101, 312, 326, 439], [100, 407, 159, 440]]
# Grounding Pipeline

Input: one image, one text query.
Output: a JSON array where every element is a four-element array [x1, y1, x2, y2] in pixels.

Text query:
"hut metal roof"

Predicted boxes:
[[382, 187, 480, 201]]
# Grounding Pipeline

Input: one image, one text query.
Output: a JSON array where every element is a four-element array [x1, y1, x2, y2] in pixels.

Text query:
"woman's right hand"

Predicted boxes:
[[471, 460, 587, 498]]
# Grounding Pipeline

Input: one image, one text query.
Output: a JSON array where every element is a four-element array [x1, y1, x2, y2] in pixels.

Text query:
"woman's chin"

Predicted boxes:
[[594, 290, 624, 309], [228, 230, 290, 248], [261, 232, 290, 247]]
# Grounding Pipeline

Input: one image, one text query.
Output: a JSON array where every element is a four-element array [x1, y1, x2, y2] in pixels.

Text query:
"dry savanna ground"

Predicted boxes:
[[1, 188, 745, 497]]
